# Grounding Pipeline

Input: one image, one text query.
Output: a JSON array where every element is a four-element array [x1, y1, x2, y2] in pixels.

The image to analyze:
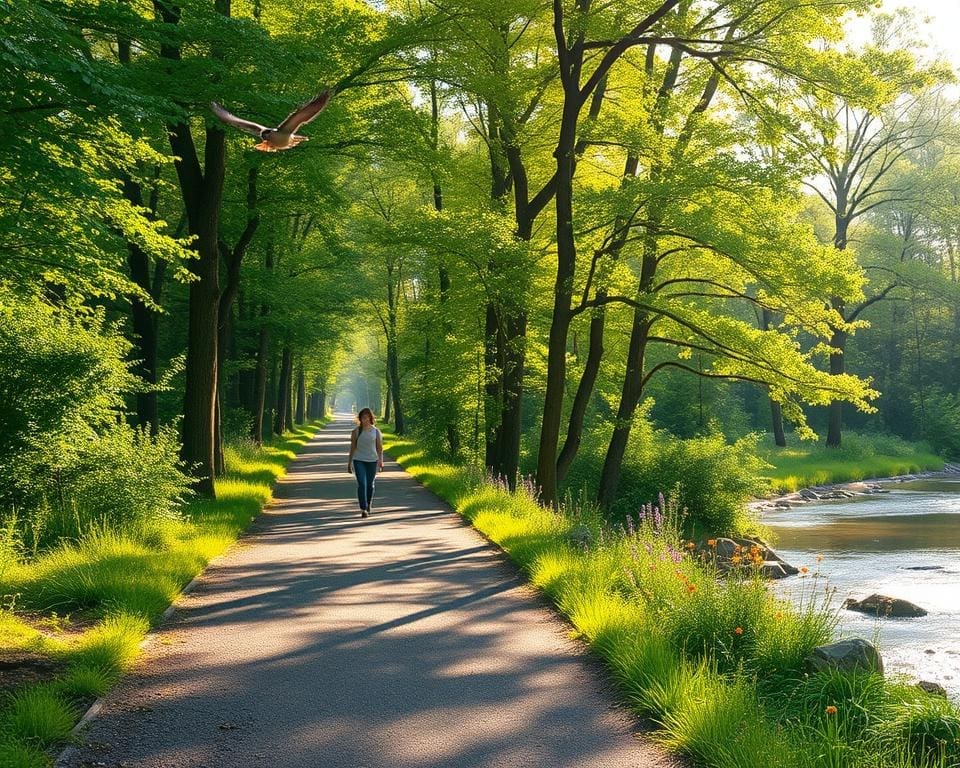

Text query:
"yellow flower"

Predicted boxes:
[[731, 555, 742, 565]]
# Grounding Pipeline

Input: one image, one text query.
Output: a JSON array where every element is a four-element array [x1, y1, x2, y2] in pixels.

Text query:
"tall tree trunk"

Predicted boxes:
[[387, 340, 404, 433], [252, 320, 269, 444], [826, 315, 847, 448], [598, 306, 652, 508], [117, 34, 164, 436], [295, 363, 306, 424], [556, 301, 605, 483], [384, 372, 392, 421], [761, 309, 787, 447], [156, 0, 229, 497], [273, 346, 292, 435], [826, 214, 851, 448], [536, 93, 580, 507], [484, 303, 505, 473], [266, 352, 278, 437]]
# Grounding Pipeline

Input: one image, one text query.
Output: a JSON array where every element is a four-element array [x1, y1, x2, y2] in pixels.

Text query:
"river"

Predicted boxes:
[[761, 478, 960, 700]]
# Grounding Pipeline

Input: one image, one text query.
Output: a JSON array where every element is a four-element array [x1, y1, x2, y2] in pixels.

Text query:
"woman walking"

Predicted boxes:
[[347, 408, 384, 518]]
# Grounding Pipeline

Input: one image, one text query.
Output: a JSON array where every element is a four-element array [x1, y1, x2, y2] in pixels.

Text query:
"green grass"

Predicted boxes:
[[757, 433, 944, 493], [0, 419, 324, 763], [383, 428, 960, 768]]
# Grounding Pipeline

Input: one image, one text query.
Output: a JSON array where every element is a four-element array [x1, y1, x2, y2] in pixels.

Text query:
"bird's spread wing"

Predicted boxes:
[[210, 103, 268, 137], [277, 90, 332, 133]]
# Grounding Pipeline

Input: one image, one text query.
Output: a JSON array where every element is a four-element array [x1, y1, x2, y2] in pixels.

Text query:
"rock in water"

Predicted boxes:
[[843, 594, 928, 618], [917, 680, 948, 698], [805, 638, 884, 676]]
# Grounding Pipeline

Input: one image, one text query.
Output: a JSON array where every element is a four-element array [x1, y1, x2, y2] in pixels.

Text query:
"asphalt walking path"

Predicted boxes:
[[58, 415, 681, 768]]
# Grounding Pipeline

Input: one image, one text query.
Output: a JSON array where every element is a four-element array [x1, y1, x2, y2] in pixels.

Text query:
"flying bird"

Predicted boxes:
[[210, 91, 332, 152]]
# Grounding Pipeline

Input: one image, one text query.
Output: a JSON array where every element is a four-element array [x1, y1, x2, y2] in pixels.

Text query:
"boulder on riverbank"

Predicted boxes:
[[843, 593, 928, 618], [805, 638, 884, 676], [695, 536, 799, 579]]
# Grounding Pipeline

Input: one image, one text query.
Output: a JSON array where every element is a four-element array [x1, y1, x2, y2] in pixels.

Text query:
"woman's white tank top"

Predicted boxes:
[[354, 426, 380, 462]]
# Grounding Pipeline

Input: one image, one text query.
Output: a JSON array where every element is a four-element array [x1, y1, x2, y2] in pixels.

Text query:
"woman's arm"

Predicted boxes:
[[376, 430, 384, 471], [347, 429, 357, 472]]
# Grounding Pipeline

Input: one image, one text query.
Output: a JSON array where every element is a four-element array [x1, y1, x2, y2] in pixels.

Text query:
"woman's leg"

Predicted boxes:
[[361, 460, 377, 511], [353, 459, 369, 512]]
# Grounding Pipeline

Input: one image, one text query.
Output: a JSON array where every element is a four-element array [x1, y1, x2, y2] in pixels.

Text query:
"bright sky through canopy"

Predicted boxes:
[[863, 1, 960, 66]]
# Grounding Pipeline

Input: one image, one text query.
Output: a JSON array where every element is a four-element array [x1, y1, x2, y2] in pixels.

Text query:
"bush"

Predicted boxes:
[[10, 423, 191, 553], [0, 289, 132, 497], [619, 432, 768, 535], [919, 392, 960, 461]]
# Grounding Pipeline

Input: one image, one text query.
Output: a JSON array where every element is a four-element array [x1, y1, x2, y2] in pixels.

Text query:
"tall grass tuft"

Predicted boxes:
[[2, 686, 76, 747], [0, 740, 47, 768]]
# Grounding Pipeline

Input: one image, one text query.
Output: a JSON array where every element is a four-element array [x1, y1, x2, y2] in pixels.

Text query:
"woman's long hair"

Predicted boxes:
[[357, 407, 375, 434]]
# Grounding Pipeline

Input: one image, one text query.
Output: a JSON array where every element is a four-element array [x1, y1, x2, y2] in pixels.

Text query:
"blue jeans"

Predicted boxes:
[[353, 460, 377, 511]]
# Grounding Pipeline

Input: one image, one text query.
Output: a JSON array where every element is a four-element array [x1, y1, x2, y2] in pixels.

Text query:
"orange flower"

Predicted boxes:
[[734, 626, 743, 635], [686, 541, 696, 550], [816, 554, 824, 562], [800, 566, 809, 574], [731, 555, 743, 565], [687, 584, 697, 593], [707, 539, 717, 547], [825, 705, 838, 715]]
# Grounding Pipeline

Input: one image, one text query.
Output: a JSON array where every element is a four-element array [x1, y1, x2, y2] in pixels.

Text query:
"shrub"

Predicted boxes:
[[0, 290, 132, 499], [12, 423, 191, 553], [919, 392, 960, 461], [620, 432, 768, 535]]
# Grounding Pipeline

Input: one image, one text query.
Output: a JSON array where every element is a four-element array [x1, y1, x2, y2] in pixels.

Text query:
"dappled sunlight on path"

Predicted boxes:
[[58, 415, 679, 768]]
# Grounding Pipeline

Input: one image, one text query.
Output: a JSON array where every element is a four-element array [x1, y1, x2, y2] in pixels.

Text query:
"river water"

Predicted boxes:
[[761, 478, 960, 700]]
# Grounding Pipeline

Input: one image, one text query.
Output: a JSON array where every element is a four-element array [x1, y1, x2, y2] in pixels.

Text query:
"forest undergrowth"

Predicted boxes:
[[384, 430, 960, 768]]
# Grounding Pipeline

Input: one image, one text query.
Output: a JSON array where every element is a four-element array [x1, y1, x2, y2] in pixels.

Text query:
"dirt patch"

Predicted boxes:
[[0, 651, 66, 696]]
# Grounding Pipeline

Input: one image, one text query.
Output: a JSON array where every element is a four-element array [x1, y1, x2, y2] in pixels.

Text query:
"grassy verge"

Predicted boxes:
[[0, 420, 325, 767], [757, 433, 944, 493], [384, 430, 960, 768]]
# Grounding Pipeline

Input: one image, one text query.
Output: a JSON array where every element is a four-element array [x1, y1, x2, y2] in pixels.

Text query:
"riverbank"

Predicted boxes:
[[752, 463, 960, 513], [756, 433, 945, 494]]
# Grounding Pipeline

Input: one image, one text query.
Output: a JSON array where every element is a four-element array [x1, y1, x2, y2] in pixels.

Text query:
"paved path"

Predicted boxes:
[[59, 415, 680, 768]]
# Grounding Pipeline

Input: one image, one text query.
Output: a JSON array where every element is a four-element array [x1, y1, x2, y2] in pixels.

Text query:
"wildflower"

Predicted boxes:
[[707, 539, 717, 547], [731, 555, 742, 565], [687, 584, 696, 593], [825, 705, 838, 715], [734, 626, 743, 635], [816, 554, 824, 562], [685, 541, 695, 550], [800, 566, 809, 574]]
